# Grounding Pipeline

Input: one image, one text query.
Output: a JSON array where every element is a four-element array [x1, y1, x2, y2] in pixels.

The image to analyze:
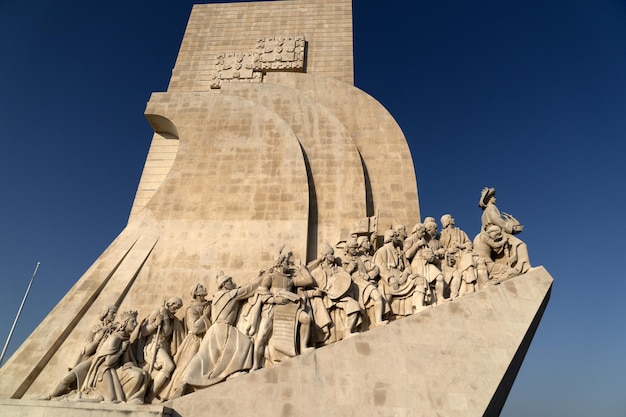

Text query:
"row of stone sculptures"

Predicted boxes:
[[40, 187, 531, 404]]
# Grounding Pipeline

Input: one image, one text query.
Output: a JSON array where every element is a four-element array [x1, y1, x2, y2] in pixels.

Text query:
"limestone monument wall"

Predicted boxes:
[[0, 0, 419, 400], [0, 1, 552, 417]]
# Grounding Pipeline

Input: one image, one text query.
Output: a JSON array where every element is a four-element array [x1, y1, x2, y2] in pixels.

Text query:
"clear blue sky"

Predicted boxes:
[[1, 1, 625, 415]]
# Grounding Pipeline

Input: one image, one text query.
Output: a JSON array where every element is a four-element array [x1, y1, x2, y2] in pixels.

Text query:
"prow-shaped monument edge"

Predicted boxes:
[[0, 1, 553, 416], [0, 266, 552, 417], [165, 267, 553, 417]]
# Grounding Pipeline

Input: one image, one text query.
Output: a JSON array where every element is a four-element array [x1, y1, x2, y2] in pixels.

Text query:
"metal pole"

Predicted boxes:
[[0, 262, 40, 366]]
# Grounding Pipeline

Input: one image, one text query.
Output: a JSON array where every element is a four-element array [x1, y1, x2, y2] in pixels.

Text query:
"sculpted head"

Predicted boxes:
[[190, 283, 207, 299], [383, 229, 397, 244], [357, 236, 371, 252], [395, 225, 407, 241], [166, 297, 183, 314], [440, 214, 455, 228], [411, 222, 425, 238], [99, 305, 118, 324], [321, 244, 335, 265], [119, 310, 138, 334], [346, 238, 359, 256], [479, 187, 496, 209], [425, 221, 438, 237], [486, 224, 503, 240], [217, 271, 234, 290]]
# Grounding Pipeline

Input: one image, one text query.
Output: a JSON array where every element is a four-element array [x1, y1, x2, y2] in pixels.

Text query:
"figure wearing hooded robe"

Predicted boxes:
[[175, 273, 255, 396]]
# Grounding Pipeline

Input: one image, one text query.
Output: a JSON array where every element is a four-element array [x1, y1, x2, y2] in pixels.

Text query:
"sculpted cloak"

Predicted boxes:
[[182, 285, 254, 388]]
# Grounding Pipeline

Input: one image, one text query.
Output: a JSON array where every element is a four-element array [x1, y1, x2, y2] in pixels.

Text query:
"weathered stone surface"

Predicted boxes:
[[0, 267, 552, 416], [165, 267, 552, 417], [0, 399, 171, 417], [0, 1, 550, 415], [0, 0, 419, 400]]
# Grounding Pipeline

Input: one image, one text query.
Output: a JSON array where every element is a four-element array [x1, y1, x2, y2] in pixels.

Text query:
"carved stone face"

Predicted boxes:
[[323, 251, 335, 265], [426, 223, 437, 236], [167, 302, 182, 314], [224, 278, 236, 290], [195, 284, 207, 298], [486, 226, 502, 240], [105, 308, 117, 324], [126, 317, 138, 333]]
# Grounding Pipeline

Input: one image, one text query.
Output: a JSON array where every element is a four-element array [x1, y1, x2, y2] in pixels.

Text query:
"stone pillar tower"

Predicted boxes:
[[0, 0, 420, 400], [0, 3, 552, 417]]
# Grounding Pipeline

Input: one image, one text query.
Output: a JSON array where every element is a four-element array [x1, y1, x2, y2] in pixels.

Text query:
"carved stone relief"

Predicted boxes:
[[210, 35, 306, 88], [255, 35, 306, 71], [39, 187, 532, 405]]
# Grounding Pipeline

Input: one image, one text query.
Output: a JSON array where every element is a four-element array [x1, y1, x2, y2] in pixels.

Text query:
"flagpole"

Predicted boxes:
[[0, 262, 41, 366]]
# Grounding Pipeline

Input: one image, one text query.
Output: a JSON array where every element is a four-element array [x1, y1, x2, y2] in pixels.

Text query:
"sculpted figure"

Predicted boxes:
[[394, 225, 408, 249], [75, 305, 119, 365], [176, 273, 256, 395], [163, 284, 211, 400], [477, 188, 530, 282], [309, 244, 361, 339], [411, 245, 445, 306], [473, 224, 531, 283], [439, 214, 477, 298], [343, 237, 389, 326], [372, 230, 422, 316], [403, 223, 427, 263], [42, 305, 118, 400], [423, 218, 446, 266], [441, 252, 463, 300], [249, 252, 316, 370], [439, 214, 471, 255], [81, 310, 148, 404], [136, 297, 184, 402], [479, 187, 524, 234]]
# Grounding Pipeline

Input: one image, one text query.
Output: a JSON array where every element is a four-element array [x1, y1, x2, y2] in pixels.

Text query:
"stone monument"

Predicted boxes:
[[0, 1, 552, 416]]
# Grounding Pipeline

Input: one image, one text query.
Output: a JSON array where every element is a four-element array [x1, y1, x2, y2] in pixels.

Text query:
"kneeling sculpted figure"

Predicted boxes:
[[474, 224, 531, 282], [81, 310, 148, 404], [42, 305, 118, 400]]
